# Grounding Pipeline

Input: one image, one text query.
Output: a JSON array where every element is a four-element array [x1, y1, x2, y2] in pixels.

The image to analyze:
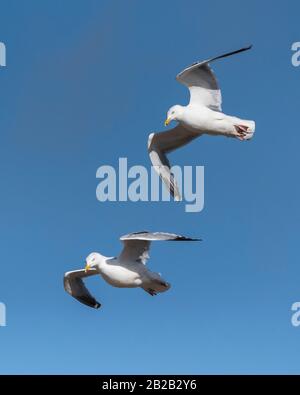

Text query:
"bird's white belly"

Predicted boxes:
[[181, 106, 214, 131], [100, 265, 141, 288], [182, 106, 235, 135]]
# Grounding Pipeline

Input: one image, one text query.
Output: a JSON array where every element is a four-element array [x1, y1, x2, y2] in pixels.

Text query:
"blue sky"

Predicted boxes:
[[0, 0, 300, 374]]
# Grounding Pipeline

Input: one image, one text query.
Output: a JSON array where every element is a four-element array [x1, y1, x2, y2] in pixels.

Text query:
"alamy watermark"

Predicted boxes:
[[0, 42, 6, 67], [0, 302, 6, 327], [291, 302, 300, 327], [291, 42, 300, 66], [0, 42, 6, 328], [96, 158, 204, 213]]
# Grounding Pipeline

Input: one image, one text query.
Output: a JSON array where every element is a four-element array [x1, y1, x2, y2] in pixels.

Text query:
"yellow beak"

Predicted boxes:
[[85, 263, 91, 273], [164, 118, 171, 126]]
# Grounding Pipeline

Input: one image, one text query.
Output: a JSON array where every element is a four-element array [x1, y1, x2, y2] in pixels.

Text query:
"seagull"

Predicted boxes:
[[64, 231, 200, 309], [148, 45, 255, 201]]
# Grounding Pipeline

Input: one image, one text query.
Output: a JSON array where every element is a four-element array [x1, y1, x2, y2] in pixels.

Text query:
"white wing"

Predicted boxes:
[[121, 231, 200, 241], [64, 269, 101, 309], [176, 45, 252, 111], [118, 237, 151, 265], [148, 125, 199, 200], [118, 231, 200, 265]]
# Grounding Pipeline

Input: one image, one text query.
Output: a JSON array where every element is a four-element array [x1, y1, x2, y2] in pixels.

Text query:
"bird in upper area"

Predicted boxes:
[[148, 45, 255, 201], [64, 231, 200, 309]]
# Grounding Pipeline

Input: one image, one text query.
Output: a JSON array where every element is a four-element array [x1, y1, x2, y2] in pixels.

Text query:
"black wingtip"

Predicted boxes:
[[233, 44, 253, 53], [212, 45, 253, 63], [243, 44, 253, 52], [173, 236, 202, 241], [94, 302, 101, 309]]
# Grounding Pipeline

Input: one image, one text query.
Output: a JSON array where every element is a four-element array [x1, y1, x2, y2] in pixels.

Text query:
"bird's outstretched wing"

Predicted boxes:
[[119, 231, 200, 265], [64, 269, 101, 309], [148, 125, 199, 200], [176, 45, 252, 111]]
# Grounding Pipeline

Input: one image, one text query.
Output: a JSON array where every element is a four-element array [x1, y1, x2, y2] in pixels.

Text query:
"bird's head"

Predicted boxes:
[[85, 252, 103, 273], [165, 105, 184, 126]]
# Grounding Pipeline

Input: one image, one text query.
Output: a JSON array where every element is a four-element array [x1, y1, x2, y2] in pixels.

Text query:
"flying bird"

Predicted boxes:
[[148, 45, 255, 200], [64, 231, 200, 309]]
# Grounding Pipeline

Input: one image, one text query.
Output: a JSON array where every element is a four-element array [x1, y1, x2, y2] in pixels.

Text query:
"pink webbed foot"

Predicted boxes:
[[234, 124, 251, 141]]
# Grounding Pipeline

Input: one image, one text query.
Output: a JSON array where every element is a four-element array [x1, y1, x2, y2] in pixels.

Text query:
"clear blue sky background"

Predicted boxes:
[[0, 0, 300, 374]]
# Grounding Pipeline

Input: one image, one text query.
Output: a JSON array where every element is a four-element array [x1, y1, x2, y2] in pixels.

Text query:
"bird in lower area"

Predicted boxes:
[[64, 231, 200, 309], [148, 45, 255, 201]]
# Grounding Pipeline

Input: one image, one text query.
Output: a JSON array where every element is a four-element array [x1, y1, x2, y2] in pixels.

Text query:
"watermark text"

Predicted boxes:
[[0, 42, 6, 67], [291, 42, 300, 67], [96, 158, 204, 213], [0, 302, 6, 327]]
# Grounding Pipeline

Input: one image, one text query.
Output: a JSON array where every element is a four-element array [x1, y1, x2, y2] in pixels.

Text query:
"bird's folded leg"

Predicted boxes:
[[234, 124, 250, 140], [147, 289, 157, 296]]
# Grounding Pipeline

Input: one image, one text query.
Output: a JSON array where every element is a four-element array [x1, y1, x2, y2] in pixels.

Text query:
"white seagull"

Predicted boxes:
[[64, 231, 200, 309], [148, 45, 255, 200]]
